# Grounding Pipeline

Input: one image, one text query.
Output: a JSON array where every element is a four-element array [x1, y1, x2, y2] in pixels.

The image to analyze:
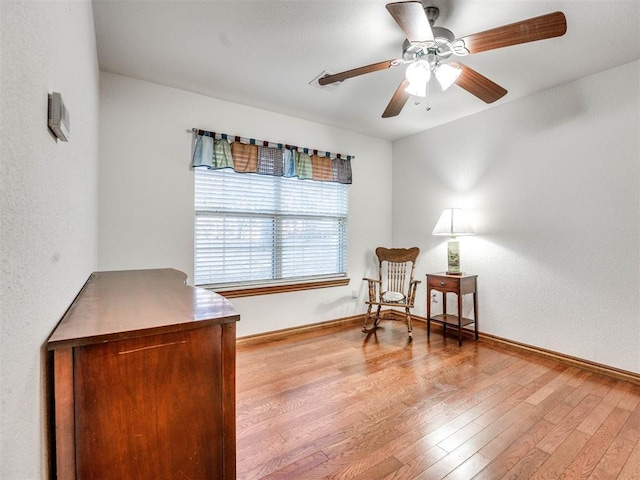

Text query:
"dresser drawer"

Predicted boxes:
[[428, 275, 459, 292]]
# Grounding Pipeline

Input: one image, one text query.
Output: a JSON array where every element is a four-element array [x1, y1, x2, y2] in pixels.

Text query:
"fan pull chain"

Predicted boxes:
[[425, 81, 431, 111], [412, 82, 432, 111]]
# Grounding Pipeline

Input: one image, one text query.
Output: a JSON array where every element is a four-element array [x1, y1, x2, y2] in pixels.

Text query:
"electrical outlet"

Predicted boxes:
[[351, 289, 358, 299]]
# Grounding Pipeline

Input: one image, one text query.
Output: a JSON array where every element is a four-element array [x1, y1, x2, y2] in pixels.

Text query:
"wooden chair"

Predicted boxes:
[[362, 247, 421, 338]]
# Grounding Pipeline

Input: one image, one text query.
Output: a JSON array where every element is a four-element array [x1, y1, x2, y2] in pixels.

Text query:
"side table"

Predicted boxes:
[[426, 272, 478, 346]]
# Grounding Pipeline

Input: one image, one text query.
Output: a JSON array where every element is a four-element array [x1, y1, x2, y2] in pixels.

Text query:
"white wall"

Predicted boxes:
[[0, 1, 99, 478], [393, 61, 640, 373], [98, 72, 393, 337]]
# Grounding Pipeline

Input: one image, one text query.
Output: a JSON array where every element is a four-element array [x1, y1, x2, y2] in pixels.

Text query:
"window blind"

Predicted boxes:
[[195, 168, 348, 287]]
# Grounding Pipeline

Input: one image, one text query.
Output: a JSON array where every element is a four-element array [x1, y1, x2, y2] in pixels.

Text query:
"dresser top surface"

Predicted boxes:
[[48, 268, 239, 349]]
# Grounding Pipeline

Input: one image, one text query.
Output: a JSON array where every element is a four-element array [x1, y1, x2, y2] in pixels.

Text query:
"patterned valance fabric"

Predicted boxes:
[[192, 131, 353, 184]]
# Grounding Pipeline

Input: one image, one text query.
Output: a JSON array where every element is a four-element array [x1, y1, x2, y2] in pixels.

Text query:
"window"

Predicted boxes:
[[195, 168, 348, 289]]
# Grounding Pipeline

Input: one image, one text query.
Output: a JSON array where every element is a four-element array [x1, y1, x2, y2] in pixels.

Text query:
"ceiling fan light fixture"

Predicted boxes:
[[404, 81, 427, 98], [435, 63, 461, 91], [404, 59, 431, 97]]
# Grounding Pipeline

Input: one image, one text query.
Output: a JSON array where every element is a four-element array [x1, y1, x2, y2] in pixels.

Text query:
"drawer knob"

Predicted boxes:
[[439, 281, 445, 286]]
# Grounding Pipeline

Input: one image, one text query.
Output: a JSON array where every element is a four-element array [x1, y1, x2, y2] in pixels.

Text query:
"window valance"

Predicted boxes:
[[191, 128, 353, 184]]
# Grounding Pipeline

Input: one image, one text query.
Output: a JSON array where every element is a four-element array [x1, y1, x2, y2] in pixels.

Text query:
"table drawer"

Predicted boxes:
[[428, 276, 459, 292]]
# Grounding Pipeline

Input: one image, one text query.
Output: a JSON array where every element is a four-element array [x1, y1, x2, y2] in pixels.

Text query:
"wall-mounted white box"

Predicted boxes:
[[48, 92, 69, 142]]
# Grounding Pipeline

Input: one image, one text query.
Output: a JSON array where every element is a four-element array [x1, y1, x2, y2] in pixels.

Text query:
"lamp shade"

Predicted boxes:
[[404, 60, 431, 97], [432, 208, 475, 237], [435, 63, 461, 91]]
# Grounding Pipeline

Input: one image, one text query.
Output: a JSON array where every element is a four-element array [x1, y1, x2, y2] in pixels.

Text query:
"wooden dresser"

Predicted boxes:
[[47, 268, 239, 480]]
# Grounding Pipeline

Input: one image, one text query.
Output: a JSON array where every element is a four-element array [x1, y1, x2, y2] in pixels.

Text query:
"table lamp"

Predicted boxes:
[[432, 208, 475, 275]]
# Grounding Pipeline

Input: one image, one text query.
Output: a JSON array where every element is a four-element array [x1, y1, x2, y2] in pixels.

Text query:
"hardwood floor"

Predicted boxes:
[[236, 319, 640, 479]]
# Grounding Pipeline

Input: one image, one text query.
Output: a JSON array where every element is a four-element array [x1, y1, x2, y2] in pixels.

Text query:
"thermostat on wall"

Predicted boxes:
[[48, 92, 70, 142]]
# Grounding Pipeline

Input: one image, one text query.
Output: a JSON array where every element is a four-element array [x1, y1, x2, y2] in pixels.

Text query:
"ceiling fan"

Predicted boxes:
[[318, 1, 567, 118]]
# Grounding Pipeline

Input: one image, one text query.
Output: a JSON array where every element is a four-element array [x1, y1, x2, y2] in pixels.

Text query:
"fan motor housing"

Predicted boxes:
[[401, 24, 456, 63]]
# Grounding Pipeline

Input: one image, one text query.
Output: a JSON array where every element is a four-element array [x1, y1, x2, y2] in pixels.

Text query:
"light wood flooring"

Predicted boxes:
[[236, 319, 640, 479]]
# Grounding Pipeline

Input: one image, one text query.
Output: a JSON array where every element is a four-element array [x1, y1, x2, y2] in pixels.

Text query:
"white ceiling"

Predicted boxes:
[[93, 0, 640, 141]]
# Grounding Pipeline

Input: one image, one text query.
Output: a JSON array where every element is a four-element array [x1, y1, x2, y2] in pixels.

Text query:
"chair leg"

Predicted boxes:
[[406, 308, 413, 337], [363, 304, 373, 332], [374, 305, 382, 327]]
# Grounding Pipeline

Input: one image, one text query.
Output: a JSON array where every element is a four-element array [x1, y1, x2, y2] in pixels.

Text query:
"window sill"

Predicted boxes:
[[211, 277, 350, 299]]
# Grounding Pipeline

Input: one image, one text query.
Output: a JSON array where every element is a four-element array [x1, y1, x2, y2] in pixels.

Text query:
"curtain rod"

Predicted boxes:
[[191, 128, 354, 160]]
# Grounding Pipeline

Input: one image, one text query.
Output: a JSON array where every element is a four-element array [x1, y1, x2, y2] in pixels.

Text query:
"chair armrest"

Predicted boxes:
[[407, 279, 421, 306], [363, 277, 380, 283], [363, 278, 380, 303]]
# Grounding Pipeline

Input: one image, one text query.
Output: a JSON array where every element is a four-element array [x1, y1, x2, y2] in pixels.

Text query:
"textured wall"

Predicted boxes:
[[0, 1, 99, 478], [392, 61, 640, 373], [98, 72, 393, 337]]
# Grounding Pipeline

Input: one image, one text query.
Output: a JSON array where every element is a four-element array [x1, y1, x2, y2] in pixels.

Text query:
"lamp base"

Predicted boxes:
[[447, 239, 461, 275], [446, 271, 464, 276]]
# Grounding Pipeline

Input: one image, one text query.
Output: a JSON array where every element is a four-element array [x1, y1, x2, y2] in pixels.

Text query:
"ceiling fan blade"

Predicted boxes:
[[318, 60, 397, 86], [386, 1, 434, 44], [459, 11, 567, 54], [382, 79, 411, 118], [452, 62, 507, 104]]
